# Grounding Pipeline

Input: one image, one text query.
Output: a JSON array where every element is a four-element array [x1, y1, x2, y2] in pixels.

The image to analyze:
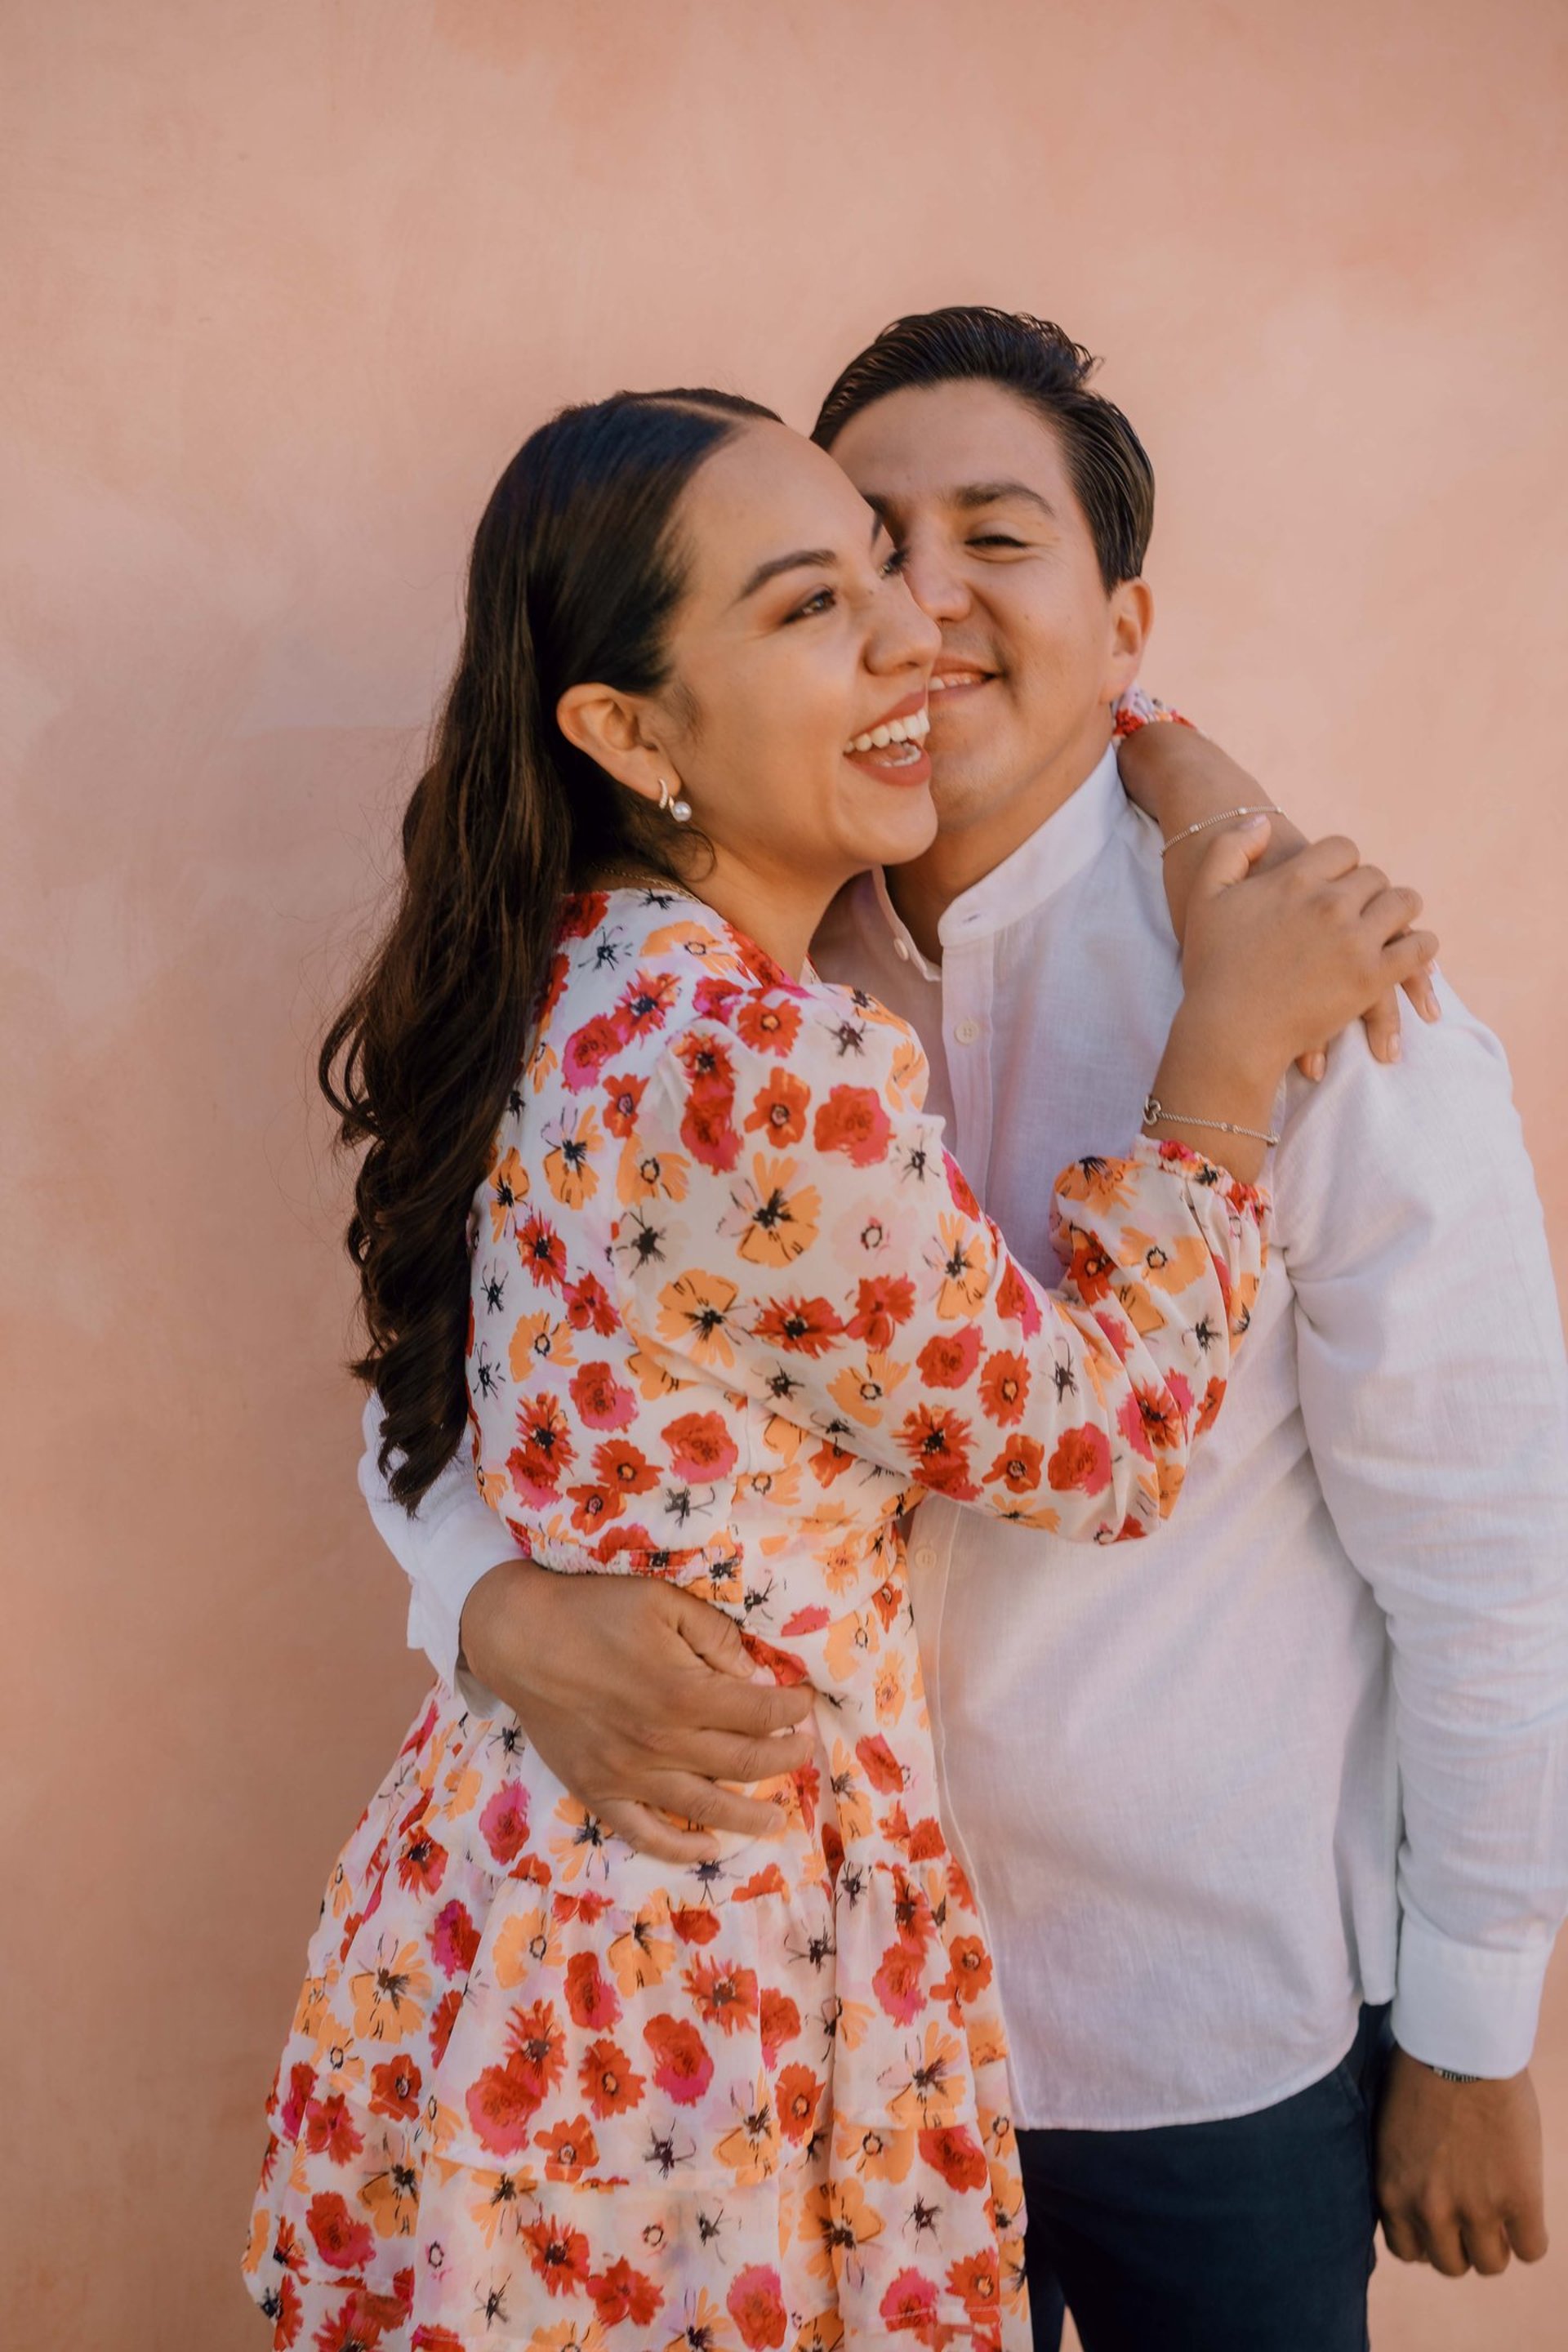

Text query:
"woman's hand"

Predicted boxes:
[[1120, 719, 1441, 1076], [1158, 819, 1438, 1172], [459, 1558, 817, 1861]]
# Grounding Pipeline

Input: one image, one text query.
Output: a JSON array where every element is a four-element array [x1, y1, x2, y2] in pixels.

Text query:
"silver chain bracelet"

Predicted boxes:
[[1160, 804, 1284, 858], [1143, 1093, 1281, 1150]]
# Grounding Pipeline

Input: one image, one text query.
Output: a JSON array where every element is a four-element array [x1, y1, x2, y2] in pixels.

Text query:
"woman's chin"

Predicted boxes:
[[859, 786, 938, 871]]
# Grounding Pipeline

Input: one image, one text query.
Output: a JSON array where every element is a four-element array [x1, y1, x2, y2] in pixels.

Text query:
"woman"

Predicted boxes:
[[245, 389, 1433, 2351]]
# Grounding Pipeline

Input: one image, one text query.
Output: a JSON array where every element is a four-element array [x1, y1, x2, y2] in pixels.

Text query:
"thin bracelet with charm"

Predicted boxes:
[[1143, 1093, 1281, 1149], [1161, 804, 1284, 858]]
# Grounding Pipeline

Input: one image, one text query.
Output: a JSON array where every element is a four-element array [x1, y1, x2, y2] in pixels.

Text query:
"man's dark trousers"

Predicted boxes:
[[1020, 2004, 1392, 2352]]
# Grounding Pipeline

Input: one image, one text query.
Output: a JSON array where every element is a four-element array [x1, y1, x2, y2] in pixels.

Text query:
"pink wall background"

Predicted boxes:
[[4, 5, 1565, 2345]]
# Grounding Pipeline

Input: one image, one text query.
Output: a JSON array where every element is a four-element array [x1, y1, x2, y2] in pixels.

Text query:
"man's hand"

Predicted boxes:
[[459, 1558, 817, 1863], [1118, 720, 1440, 1077], [1376, 2046, 1549, 2276]]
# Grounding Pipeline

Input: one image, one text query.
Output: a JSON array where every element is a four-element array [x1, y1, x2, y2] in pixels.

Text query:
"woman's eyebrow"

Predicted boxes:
[[732, 513, 884, 606]]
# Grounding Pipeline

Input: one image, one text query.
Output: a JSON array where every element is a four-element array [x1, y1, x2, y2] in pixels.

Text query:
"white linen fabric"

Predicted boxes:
[[361, 744, 1568, 2127]]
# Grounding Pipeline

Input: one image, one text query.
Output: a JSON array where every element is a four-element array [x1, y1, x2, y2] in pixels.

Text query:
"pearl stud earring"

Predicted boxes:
[[657, 777, 693, 825]]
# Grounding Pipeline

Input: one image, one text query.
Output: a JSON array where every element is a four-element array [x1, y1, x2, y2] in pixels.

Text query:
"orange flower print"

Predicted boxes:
[[1048, 1423, 1111, 1495], [713, 2083, 781, 2185], [488, 1146, 531, 1243], [588, 1437, 658, 1499], [773, 2062, 822, 2145], [534, 2114, 600, 2180], [933, 1215, 991, 1317], [368, 2057, 421, 2122], [543, 1108, 603, 1210], [522, 2214, 594, 2296], [617, 965, 682, 1037], [758, 1986, 800, 2065], [984, 1433, 1045, 1498], [563, 1949, 621, 2031], [803, 2176, 884, 2288], [1056, 1152, 1138, 1213], [349, 1940, 431, 2044], [947, 2245, 1002, 2329], [653, 1267, 741, 1368], [601, 1069, 648, 1138], [608, 1903, 676, 1997], [896, 1403, 978, 1501], [845, 1272, 917, 1348], [360, 2156, 421, 2238], [752, 1296, 843, 1357], [886, 2024, 964, 2130], [508, 1393, 577, 1505], [729, 1157, 822, 1268], [978, 1347, 1029, 1424], [682, 1953, 760, 2035], [919, 2123, 989, 2192], [915, 1325, 983, 1388], [734, 994, 801, 1054], [578, 2035, 645, 2120], [588, 2260, 662, 2331], [519, 1209, 571, 1292], [812, 1083, 893, 1168], [744, 1067, 810, 1146], [562, 1268, 617, 1334]]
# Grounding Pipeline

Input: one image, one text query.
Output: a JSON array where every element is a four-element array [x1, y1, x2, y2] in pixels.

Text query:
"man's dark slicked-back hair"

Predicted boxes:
[[812, 306, 1155, 591]]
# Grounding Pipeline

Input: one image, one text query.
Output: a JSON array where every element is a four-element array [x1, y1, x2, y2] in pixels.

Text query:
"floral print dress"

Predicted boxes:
[[247, 887, 1267, 2352]]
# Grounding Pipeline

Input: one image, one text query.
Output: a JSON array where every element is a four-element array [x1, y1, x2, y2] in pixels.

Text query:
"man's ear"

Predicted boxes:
[[1103, 577, 1154, 700], [556, 681, 675, 807]]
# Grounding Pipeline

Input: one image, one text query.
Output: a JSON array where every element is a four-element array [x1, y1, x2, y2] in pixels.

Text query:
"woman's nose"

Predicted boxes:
[[899, 542, 970, 626], [871, 571, 942, 672]]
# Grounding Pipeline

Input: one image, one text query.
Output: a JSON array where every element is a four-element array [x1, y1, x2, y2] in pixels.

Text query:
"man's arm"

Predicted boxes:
[[1281, 987, 1568, 2274], [357, 1392, 816, 1858]]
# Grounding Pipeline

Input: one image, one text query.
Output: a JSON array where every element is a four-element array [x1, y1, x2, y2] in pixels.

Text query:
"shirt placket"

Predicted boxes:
[[940, 937, 996, 1209]]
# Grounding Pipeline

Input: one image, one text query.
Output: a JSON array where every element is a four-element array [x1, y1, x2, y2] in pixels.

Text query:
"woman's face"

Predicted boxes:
[[638, 421, 942, 906]]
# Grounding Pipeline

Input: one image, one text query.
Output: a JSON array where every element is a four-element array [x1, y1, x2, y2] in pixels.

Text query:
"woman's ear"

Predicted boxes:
[[1103, 577, 1154, 700], [555, 683, 675, 807]]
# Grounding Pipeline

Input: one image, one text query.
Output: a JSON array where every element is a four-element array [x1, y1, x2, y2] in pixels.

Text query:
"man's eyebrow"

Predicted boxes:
[[732, 512, 884, 606], [950, 479, 1057, 519]]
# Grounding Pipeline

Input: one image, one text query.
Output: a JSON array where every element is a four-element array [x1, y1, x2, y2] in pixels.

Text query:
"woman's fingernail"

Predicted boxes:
[[1306, 1053, 1326, 1082]]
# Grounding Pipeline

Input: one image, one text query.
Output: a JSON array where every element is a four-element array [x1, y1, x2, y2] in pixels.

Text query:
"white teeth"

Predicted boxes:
[[929, 672, 986, 693], [844, 706, 932, 755]]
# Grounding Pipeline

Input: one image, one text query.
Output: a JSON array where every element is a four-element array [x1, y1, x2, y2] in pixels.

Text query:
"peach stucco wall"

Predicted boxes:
[[4, 6, 1565, 2345]]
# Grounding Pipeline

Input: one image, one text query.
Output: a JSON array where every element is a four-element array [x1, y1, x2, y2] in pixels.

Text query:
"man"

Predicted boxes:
[[361, 310, 1568, 2350]]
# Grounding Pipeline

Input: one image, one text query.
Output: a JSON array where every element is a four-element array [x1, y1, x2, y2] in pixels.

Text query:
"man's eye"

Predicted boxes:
[[785, 587, 835, 622], [969, 534, 1026, 550]]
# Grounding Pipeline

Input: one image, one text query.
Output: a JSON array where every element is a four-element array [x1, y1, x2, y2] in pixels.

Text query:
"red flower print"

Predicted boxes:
[[872, 1939, 928, 2024], [311, 2293, 388, 2352], [683, 1953, 760, 2034], [278, 2060, 314, 2143], [265, 2270, 303, 2347], [590, 2257, 664, 2328], [303, 2091, 364, 2167], [856, 1733, 907, 1796], [521, 2214, 593, 2296], [933, 1934, 993, 2009], [559, 890, 609, 941], [880, 2270, 940, 2334], [681, 1088, 741, 1172], [394, 1829, 447, 1900], [1196, 1374, 1227, 1436], [368, 2057, 421, 2122], [464, 2056, 543, 2154], [693, 974, 742, 1022], [428, 1989, 462, 2066], [728, 2263, 790, 2350], [984, 1433, 1045, 1496], [744, 1067, 811, 1145], [735, 995, 802, 1054], [733, 1861, 790, 1901], [1134, 1379, 1185, 1451], [506, 1998, 568, 2104], [565, 1480, 619, 1534], [920, 2123, 989, 2191], [663, 1410, 740, 1483], [563, 1268, 617, 1333], [915, 1325, 983, 1388], [978, 1348, 1029, 1424], [642, 2012, 716, 2105], [305, 2190, 375, 2273], [534, 2114, 600, 2177], [1067, 1233, 1116, 1303], [846, 1272, 916, 1348], [562, 1009, 630, 1092], [564, 1949, 621, 2030], [579, 2035, 645, 2118], [906, 1816, 946, 1861], [775, 2061, 823, 2144], [617, 966, 681, 1036], [507, 1392, 576, 1505], [947, 2246, 1001, 2324], [1116, 1388, 1156, 1463], [670, 1904, 723, 1945], [752, 1296, 844, 1357], [760, 1986, 801, 2065], [675, 1030, 736, 1093], [944, 1154, 982, 1218], [412, 2329, 466, 2351], [1048, 1423, 1111, 1495], [569, 1359, 637, 1430], [430, 1898, 480, 1977], [590, 1437, 658, 1497], [994, 1258, 1043, 1336], [813, 1083, 893, 1167], [517, 1209, 569, 1290], [780, 1602, 830, 1636], [897, 1402, 978, 1500], [479, 1784, 532, 1866], [600, 1070, 648, 1138]]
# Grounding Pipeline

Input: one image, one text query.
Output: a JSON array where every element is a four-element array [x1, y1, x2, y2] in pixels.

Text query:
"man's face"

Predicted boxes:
[[826, 379, 1146, 844]]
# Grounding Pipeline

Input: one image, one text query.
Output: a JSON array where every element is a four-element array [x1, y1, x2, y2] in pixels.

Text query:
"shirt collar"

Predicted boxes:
[[868, 739, 1126, 971]]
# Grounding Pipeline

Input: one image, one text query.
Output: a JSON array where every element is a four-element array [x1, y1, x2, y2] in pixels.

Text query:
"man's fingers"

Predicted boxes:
[[1420, 2212, 1472, 2278], [1379, 2208, 1428, 2265], [649, 1774, 790, 1839], [1380, 929, 1440, 984], [1356, 883, 1423, 941], [1505, 2203, 1550, 2264], [666, 1726, 817, 1784], [666, 1585, 762, 1679], [591, 1801, 719, 1864], [692, 1672, 817, 1739], [1461, 2221, 1513, 2278]]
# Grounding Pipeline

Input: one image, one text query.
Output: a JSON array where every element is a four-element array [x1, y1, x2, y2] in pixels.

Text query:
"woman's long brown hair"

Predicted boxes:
[[320, 387, 778, 1506]]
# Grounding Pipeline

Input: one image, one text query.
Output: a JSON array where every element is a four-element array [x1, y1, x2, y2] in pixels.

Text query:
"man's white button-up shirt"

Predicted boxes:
[[366, 744, 1568, 2127]]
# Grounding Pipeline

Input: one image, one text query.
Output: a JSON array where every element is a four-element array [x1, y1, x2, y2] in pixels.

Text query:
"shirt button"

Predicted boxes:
[[893, 938, 910, 960], [911, 1544, 938, 1570], [953, 1017, 982, 1045]]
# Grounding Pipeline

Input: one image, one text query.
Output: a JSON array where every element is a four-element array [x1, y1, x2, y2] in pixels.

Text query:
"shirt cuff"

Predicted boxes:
[[404, 1508, 512, 1717], [1392, 1904, 1552, 2078]]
